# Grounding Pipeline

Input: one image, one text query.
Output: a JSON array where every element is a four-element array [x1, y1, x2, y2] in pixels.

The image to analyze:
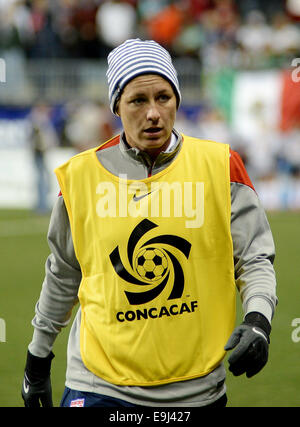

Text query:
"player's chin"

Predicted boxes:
[[143, 133, 168, 149]]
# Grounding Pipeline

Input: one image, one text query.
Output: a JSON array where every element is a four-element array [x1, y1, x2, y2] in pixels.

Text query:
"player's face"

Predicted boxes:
[[116, 74, 177, 158]]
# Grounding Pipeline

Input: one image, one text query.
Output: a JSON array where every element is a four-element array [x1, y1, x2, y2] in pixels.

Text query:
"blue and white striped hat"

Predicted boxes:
[[106, 38, 181, 115]]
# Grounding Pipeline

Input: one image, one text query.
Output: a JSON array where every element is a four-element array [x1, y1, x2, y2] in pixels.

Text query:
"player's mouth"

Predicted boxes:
[[144, 127, 163, 135]]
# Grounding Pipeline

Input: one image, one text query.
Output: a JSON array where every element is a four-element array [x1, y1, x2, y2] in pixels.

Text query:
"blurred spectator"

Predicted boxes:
[[286, 0, 300, 20], [198, 6, 240, 70], [213, 0, 238, 31], [0, 0, 33, 52], [64, 100, 114, 152], [175, 108, 204, 137], [0, 0, 32, 98], [29, 102, 59, 213], [185, 0, 212, 20], [27, 0, 65, 58], [236, 10, 273, 66], [236, 0, 285, 21], [96, 0, 137, 55], [172, 5, 205, 58], [196, 107, 232, 143], [47, 0, 80, 58], [137, 0, 169, 23], [280, 126, 300, 178], [141, 2, 184, 52], [237, 100, 281, 181], [175, 106, 231, 144], [65, 0, 99, 58], [173, 21, 204, 59], [270, 12, 300, 57]]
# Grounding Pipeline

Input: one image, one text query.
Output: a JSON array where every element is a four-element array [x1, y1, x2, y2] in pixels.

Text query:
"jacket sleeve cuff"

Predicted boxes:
[[28, 329, 57, 358], [244, 296, 273, 324]]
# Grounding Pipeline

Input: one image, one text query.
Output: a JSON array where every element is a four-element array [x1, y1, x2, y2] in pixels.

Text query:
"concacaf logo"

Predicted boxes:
[[109, 219, 191, 305], [135, 247, 168, 281]]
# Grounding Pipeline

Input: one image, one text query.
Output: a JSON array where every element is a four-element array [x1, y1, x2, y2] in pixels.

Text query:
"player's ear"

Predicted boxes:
[[115, 99, 120, 117]]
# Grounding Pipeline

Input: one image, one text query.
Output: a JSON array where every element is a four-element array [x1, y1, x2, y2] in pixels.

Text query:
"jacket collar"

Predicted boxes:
[[119, 129, 183, 169]]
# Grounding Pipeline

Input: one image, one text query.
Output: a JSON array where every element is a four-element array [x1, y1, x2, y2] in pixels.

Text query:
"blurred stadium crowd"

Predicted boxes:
[[1, 0, 300, 210], [1, 0, 300, 63]]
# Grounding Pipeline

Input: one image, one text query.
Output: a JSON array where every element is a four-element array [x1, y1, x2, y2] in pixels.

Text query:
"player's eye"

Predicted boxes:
[[131, 97, 146, 105], [158, 94, 171, 102], [160, 94, 169, 100]]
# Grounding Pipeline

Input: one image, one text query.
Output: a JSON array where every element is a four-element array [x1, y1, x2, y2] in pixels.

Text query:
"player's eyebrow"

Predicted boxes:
[[130, 92, 147, 98], [130, 88, 172, 98]]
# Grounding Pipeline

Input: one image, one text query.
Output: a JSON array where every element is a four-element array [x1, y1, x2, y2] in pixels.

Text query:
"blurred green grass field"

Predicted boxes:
[[0, 209, 299, 407]]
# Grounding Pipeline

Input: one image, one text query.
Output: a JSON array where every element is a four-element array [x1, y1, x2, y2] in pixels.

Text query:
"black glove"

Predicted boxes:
[[22, 350, 55, 407], [224, 312, 271, 378]]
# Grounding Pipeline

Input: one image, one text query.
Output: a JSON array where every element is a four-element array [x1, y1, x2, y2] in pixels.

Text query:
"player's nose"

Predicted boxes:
[[146, 103, 160, 122]]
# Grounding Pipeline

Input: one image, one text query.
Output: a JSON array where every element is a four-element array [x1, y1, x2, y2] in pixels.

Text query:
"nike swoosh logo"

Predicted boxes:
[[252, 327, 268, 342], [23, 375, 30, 394], [133, 192, 152, 202]]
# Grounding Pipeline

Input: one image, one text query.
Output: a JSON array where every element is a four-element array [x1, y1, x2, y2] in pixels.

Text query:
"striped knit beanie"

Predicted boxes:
[[106, 38, 181, 115]]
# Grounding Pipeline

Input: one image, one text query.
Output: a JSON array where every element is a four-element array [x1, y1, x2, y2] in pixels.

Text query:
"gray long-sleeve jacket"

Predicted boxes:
[[28, 130, 277, 407]]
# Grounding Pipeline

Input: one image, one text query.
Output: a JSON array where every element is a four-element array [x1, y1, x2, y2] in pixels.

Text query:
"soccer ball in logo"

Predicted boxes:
[[135, 248, 168, 281]]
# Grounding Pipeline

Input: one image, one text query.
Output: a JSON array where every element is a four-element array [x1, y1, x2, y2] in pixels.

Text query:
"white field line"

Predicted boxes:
[[0, 217, 50, 237]]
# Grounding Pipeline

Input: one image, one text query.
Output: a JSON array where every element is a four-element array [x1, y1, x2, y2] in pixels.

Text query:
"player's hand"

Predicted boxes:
[[224, 312, 271, 378], [22, 350, 55, 407]]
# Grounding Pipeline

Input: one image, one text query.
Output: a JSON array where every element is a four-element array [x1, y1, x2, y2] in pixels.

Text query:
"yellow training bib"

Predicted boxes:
[[55, 135, 236, 386]]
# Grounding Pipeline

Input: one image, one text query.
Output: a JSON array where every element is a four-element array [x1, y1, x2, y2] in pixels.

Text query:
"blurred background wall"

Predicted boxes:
[[1, 0, 300, 212]]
